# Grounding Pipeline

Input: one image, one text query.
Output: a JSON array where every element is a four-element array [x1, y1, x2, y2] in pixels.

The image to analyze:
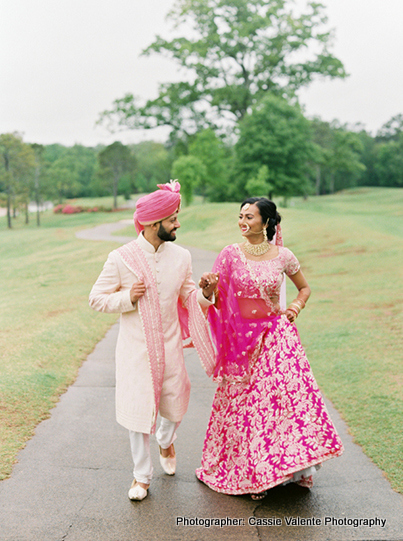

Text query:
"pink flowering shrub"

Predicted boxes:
[[53, 204, 105, 214], [61, 204, 82, 214]]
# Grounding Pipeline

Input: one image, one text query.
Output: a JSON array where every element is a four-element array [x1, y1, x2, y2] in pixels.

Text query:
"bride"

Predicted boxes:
[[196, 197, 343, 499]]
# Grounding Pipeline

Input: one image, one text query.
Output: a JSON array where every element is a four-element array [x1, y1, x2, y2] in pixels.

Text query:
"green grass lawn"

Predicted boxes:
[[0, 187, 402, 492]]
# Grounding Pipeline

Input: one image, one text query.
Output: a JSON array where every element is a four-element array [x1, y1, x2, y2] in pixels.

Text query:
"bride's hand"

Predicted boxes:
[[198, 273, 210, 289], [285, 308, 297, 323], [199, 272, 219, 299]]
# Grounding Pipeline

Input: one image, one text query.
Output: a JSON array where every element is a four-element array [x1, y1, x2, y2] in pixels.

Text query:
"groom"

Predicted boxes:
[[89, 180, 217, 500]]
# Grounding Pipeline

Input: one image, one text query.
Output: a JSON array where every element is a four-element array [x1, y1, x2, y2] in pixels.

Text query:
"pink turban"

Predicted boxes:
[[133, 180, 181, 234]]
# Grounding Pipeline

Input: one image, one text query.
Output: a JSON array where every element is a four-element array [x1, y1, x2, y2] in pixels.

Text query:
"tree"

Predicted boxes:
[[99, 0, 346, 139], [15, 144, 36, 224], [374, 132, 403, 187], [42, 144, 98, 198], [309, 118, 333, 195], [188, 129, 230, 201], [44, 157, 81, 203], [0, 133, 21, 228], [0, 133, 35, 228], [234, 95, 315, 201], [97, 142, 137, 208], [351, 129, 379, 187], [310, 119, 365, 194], [376, 114, 403, 142], [66, 145, 98, 197], [31, 143, 45, 226], [328, 128, 365, 192], [131, 141, 172, 193], [371, 114, 403, 187], [245, 165, 274, 197], [171, 155, 207, 205]]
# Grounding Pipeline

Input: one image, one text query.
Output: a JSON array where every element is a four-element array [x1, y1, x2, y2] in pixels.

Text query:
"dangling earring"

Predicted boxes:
[[263, 227, 268, 242]]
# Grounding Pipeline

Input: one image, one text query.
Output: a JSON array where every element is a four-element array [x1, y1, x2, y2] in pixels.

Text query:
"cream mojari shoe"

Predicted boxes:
[[128, 479, 148, 501], [159, 444, 176, 475]]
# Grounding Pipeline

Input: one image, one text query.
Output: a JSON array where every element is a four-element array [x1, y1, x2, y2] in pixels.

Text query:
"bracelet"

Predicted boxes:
[[287, 306, 299, 317], [292, 298, 305, 309], [289, 303, 301, 314]]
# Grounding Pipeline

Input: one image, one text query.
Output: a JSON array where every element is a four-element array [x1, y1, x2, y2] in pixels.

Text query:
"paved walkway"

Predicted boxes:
[[0, 222, 402, 541]]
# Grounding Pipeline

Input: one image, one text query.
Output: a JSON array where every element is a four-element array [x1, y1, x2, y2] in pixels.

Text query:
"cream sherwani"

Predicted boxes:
[[89, 233, 211, 434]]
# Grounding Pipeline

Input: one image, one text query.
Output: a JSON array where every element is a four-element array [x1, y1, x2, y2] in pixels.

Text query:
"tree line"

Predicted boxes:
[[0, 137, 172, 228], [1, 111, 402, 225], [1, 0, 402, 227]]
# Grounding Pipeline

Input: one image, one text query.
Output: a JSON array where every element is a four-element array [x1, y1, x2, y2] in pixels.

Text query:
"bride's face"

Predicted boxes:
[[238, 203, 264, 237]]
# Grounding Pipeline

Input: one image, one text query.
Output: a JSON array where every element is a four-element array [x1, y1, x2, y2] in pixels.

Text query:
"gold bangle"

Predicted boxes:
[[287, 306, 299, 317], [289, 303, 301, 313]]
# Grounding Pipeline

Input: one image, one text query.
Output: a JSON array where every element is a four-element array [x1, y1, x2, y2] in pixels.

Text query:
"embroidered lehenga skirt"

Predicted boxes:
[[195, 315, 344, 495]]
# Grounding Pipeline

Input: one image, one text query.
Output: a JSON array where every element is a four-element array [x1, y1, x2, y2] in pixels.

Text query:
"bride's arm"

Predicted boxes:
[[285, 270, 311, 323]]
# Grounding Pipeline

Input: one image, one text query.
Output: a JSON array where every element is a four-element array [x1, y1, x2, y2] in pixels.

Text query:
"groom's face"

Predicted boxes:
[[157, 211, 180, 242]]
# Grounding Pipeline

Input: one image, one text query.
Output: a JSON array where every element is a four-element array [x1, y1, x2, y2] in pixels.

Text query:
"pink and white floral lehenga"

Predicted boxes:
[[195, 244, 344, 495]]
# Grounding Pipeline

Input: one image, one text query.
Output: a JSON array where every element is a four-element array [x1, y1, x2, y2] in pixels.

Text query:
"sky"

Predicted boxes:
[[1, 0, 402, 147]]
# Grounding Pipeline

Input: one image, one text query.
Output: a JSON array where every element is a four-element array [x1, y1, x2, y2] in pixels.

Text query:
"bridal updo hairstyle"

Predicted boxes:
[[241, 197, 281, 242]]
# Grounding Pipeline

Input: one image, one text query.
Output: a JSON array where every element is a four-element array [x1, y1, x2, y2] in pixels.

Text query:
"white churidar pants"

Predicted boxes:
[[129, 417, 179, 484]]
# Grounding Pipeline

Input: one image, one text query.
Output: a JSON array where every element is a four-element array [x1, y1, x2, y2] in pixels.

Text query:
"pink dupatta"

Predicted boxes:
[[117, 240, 215, 432], [208, 225, 285, 383]]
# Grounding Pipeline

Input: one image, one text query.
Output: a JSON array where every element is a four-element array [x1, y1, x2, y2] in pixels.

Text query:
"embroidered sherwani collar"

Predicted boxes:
[[137, 231, 166, 254]]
